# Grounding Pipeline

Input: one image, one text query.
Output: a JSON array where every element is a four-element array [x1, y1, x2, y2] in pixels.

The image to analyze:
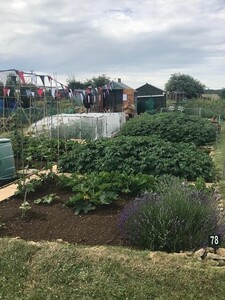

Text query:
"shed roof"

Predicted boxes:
[[136, 83, 165, 96], [110, 80, 134, 90]]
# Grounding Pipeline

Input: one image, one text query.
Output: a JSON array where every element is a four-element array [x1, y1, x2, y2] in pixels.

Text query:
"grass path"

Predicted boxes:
[[212, 122, 225, 198], [1, 238, 225, 300]]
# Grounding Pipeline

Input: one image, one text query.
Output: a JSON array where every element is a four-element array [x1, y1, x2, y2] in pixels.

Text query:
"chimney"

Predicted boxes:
[[118, 78, 121, 83]]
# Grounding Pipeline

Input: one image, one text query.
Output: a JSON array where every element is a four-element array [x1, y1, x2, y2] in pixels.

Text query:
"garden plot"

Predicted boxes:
[[27, 112, 126, 140]]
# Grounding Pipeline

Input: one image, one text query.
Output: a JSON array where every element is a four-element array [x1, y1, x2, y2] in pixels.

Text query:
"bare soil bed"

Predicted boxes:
[[0, 183, 130, 247]]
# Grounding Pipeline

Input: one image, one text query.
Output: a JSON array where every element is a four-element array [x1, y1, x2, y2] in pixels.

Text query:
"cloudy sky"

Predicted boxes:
[[1, 0, 225, 90]]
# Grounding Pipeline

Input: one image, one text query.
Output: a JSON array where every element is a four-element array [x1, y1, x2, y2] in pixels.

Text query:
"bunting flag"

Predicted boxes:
[[16, 70, 26, 84], [37, 88, 44, 97], [3, 88, 10, 97], [0, 69, 68, 97], [47, 75, 52, 83], [39, 75, 45, 86]]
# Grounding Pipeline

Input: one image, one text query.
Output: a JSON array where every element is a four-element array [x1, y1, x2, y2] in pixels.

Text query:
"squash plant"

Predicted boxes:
[[34, 193, 59, 205], [58, 172, 157, 215]]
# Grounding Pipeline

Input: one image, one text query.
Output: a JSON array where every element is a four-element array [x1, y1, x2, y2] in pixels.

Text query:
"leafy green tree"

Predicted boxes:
[[165, 73, 205, 99], [67, 74, 111, 90], [84, 74, 111, 88], [67, 76, 85, 90], [219, 88, 225, 99]]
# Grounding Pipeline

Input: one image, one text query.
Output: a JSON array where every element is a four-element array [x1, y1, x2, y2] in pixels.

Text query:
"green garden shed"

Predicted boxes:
[[136, 83, 166, 114]]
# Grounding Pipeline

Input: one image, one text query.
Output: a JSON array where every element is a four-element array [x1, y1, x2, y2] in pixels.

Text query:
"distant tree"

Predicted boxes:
[[219, 88, 225, 99], [67, 74, 111, 90], [84, 74, 111, 88], [165, 73, 205, 99], [67, 76, 85, 90]]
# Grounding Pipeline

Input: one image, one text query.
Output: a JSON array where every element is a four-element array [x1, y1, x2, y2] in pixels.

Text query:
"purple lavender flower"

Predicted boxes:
[[118, 177, 224, 252]]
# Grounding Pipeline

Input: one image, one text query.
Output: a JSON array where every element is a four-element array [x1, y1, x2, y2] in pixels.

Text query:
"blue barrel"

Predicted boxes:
[[0, 138, 16, 180]]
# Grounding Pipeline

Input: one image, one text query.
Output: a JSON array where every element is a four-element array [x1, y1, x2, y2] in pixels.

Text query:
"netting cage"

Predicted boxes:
[[27, 112, 126, 140]]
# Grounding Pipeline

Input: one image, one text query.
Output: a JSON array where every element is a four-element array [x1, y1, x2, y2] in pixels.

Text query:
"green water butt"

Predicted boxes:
[[0, 138, 16, 180]]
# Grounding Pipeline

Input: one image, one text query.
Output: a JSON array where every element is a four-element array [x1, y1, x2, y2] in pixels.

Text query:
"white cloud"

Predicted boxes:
[[0, 0, 225, 89]]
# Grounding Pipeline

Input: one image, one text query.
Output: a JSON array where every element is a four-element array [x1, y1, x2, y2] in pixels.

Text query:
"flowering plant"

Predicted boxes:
[[119, 176, 225, 252]]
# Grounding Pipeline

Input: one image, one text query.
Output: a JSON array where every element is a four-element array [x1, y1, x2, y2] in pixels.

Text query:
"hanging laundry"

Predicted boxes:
[[68, 88, 73, 98], [39, 75, 45, 86], [31, 74, 37, 85], [51, 87, 56, 98], [26, 89, 32, 97], [16, 70, 26, 84], [83, 88, 94, 112]]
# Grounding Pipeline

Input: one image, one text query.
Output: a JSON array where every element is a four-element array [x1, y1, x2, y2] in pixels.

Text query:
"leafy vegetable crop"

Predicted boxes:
[[58, 136, 216, 181], [59, 171, 156, 215], [119, 112, 217, 146]]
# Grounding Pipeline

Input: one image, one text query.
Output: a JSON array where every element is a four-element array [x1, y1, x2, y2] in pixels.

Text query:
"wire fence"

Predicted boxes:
[[160, 106, 222, 122]]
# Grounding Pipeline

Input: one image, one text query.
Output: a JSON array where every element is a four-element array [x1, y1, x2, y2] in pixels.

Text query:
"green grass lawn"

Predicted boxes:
[[0, 238, 225, 300], [212, 121, 225, 198]]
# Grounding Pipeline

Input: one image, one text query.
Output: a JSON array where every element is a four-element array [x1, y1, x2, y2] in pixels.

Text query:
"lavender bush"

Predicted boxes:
[[118, 177, 225, 252]]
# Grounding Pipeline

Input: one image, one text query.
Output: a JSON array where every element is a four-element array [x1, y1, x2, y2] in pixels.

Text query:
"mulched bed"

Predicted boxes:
[[0, 183, 131, 247]]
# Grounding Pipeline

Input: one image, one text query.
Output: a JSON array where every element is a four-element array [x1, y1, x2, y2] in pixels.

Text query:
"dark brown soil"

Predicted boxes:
[[0, 183, 131, 247]]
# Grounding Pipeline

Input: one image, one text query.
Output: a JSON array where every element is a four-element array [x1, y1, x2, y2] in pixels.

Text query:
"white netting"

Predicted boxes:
[[27, 112, 126, 140]]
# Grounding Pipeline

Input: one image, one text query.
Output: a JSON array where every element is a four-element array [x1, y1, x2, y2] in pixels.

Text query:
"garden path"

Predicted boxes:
[[0, 165, 58, 202], [0, 183, 18, 202]]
